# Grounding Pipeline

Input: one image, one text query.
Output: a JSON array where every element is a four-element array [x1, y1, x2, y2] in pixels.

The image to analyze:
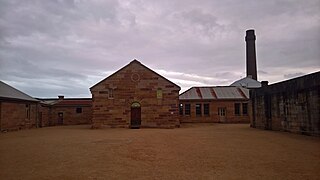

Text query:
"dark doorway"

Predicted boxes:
[[57, 112, 63, 125], [130, 102, 141, 129]]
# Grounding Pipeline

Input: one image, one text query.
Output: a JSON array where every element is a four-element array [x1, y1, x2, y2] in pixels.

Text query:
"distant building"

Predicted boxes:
[[179, 86, 250, 123], [0, 80, 92, 132], [0, 81, 39, 131], [250, 71, 320, 136], [90, 60, 180, 128], [38, 96, 92, 126], [230, 76, 261, 89]]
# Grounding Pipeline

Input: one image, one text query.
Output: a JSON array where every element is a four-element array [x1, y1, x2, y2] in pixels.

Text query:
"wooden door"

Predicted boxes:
[[218, 108, 226, 122], [57, 112, 63, 125], [130, 103, 141, 128]]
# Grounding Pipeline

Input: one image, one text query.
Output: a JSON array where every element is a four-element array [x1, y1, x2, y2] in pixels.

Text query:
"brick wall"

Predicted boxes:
[[0, 101, 38, 131], [179, 100, 250, 123], [91, 61, 180, 128], [39, 104, 52, 127], [50, 105, 92, 125], [250, 72, 320, 136]]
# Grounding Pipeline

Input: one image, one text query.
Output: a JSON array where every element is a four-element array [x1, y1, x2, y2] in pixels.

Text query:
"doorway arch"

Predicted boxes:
[[130, 102, 141, 128]]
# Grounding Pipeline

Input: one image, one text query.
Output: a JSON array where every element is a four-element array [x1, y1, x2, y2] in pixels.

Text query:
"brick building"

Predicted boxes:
[[250, 71, 320, 136], [39, 96, 92, 126], [179, 86, 250, 123], [90, 60, 180, 128], [0, 81, 39, 132]]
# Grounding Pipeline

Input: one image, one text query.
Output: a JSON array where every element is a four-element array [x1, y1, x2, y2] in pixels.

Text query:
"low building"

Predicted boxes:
[[179, 86, 250, 123], [250, 71, 320, 136], [90, 60, 180, 128], [39, 96, 92, 126], [0, 81, 39, 132]]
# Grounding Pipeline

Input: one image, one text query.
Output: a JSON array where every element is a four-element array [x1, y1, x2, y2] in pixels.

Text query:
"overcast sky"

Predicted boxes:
[[0, 0, 319, 98]]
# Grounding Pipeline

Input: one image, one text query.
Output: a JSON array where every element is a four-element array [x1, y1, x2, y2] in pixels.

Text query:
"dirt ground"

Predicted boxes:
[[0, 124, 319, 180]]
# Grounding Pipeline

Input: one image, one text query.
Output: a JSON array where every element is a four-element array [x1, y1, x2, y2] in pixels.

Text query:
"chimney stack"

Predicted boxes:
[[58, 95, 64, 100], [245, 29, 258, 80], [261, 81, 269, 87]]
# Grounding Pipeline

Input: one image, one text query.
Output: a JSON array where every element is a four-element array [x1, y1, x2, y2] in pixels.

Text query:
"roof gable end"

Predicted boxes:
[[90, 59, 180, 90]]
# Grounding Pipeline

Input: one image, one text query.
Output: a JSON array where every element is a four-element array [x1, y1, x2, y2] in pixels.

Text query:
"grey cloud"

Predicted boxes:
[[0, 0, 319, 97], [258, 70, 268, 75], [283, 72, 306, 79]]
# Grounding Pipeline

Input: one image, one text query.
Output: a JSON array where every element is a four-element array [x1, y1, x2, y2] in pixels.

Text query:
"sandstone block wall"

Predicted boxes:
[[50, 105, 92, 125], [0, 101, 38, 131], [91, 61, 180, 128], [250, 72, 320, 136]]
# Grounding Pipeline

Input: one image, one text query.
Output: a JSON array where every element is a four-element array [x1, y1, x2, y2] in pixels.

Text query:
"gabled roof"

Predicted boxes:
[[230, 76, 261, 88], [179, 86, 249, 100], [0, 81, 39, 102], [90, 59, 180, 90]]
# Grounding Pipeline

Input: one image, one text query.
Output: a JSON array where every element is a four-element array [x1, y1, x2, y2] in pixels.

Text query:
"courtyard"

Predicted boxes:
[[0, 123, 319, 179]]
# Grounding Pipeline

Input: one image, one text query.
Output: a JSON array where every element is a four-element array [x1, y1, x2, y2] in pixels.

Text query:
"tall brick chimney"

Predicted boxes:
[[245, 29, 258, 80]]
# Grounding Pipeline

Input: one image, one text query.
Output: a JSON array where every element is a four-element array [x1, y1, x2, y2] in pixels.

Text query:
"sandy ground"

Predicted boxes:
[[0, 123, 319, 180]]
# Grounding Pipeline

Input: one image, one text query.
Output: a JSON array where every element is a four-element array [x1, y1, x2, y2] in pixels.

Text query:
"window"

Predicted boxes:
[[25, 104, 30, 119], [196, 104, 202, 116], [185, 104, 191, 115], [108, 88, 114, 99], [99, 88, 114, 99], [204, 104, 210, 116], [242, 103, 248, 115], [179, 104, 183, 115], [157, 89, 163, 99], [218, 108, 226, 116], [76, 107, 82, 114], [235, 103, 240, 115]]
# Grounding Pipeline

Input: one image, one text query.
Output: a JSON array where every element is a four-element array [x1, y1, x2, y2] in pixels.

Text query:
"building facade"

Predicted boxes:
[[39, 96, 92, 126], [250, 71, 320, 136], [179, 87, 250, 123], [90, 60, 180, 128], [0, 81, 39, 132]]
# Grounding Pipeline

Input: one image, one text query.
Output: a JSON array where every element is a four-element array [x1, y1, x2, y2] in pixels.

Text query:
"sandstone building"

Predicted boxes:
[[0, 81, 39, 132], [179, 86, 250, 123], [0, 80, 92, 132], [39, 96, 92, 127], [250, 71, 320, 136], [90, 60, 180, 128]]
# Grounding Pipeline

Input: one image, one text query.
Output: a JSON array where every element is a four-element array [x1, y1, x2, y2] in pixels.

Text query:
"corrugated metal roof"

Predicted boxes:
[[230, 77, 261, 88], [0, 81, 39, 102], [179, 86, 249, 100]]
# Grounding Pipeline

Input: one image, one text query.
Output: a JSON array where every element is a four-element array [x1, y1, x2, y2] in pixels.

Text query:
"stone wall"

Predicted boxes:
[[0, 101, 38, 131], [91, 60, 180, 128], [250, 72, 320, 136], [179, 100, 250, 123], [50, 105, 92, 125], [39, 104, 52, 127]]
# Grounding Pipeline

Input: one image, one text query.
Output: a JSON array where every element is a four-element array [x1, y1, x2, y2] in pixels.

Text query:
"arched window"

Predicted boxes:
[[131, 102, 141, 108]]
